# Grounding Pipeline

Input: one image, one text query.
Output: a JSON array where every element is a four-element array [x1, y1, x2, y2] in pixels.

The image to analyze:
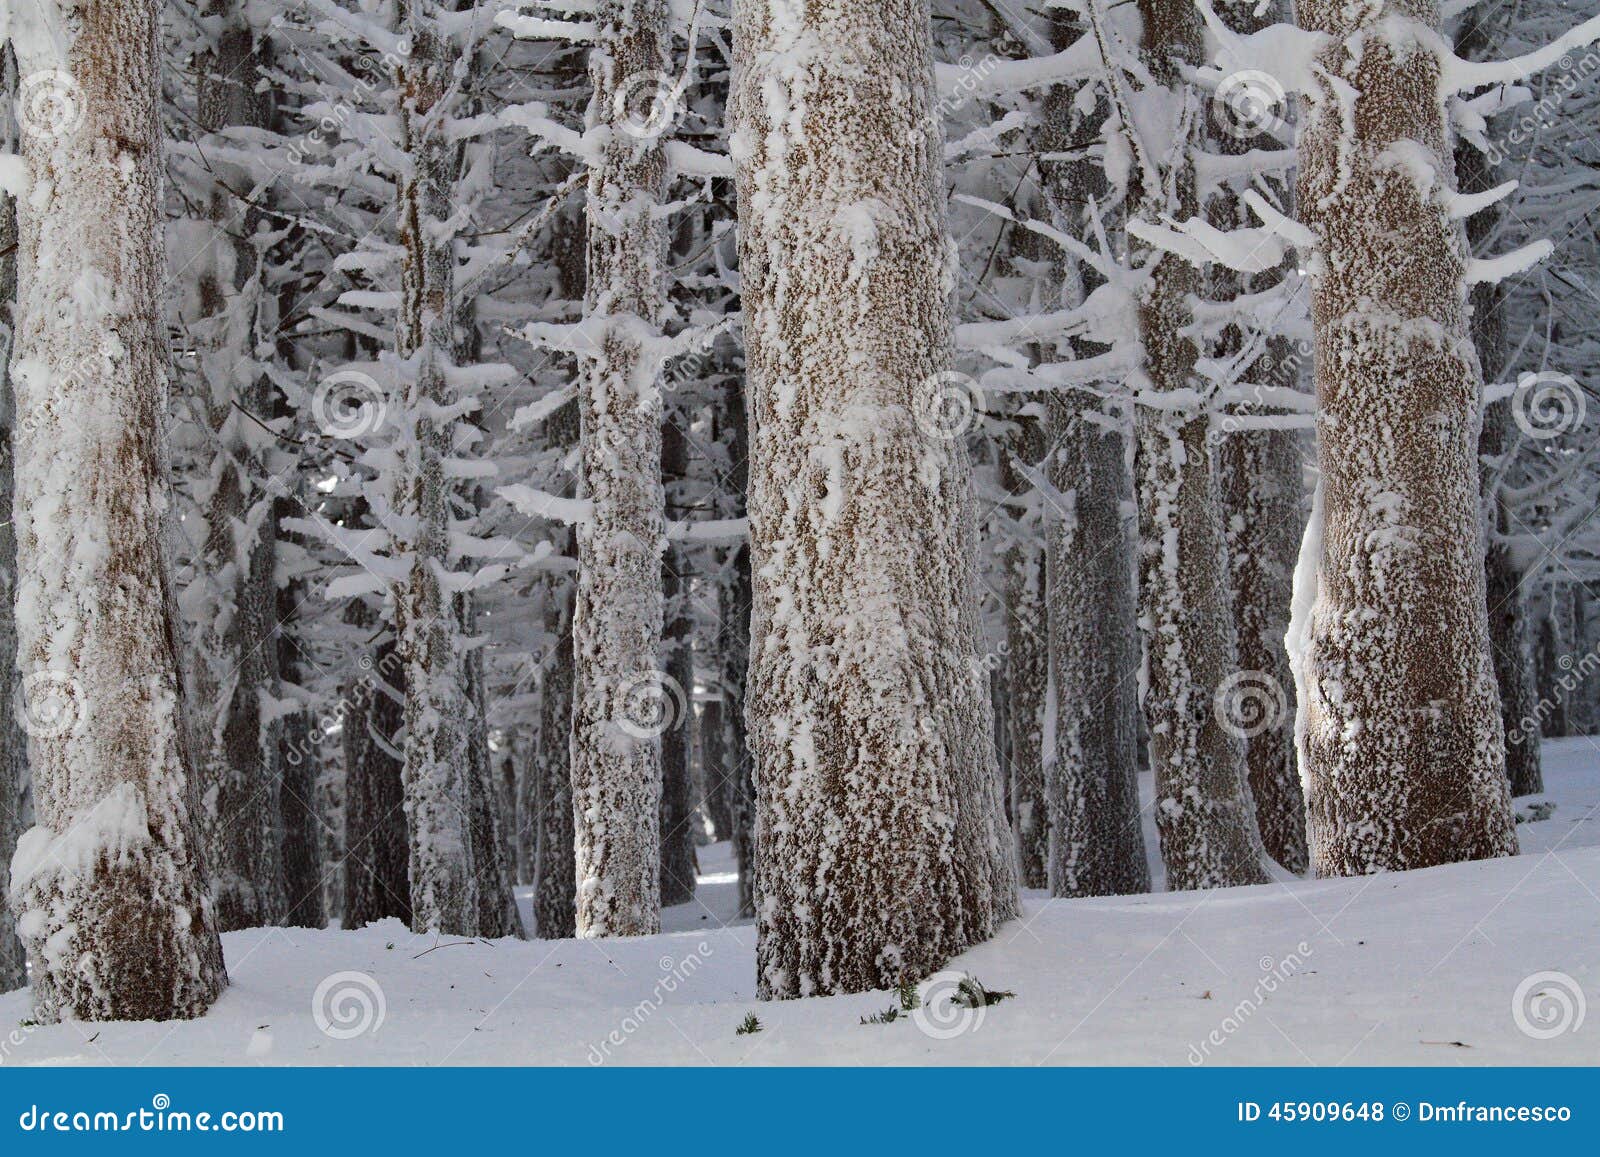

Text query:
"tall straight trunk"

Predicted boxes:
[[1295, 0, 1517, 873], [1124, 0, 1270, 889], [1000, 425, 1049, 889], [5, 0, 227, 1020], [341, 632, 413, 929], [718, 376, 756, 919], [0, 135, 27, 991], [464, 596, 523, 937], [731, 0, 1017, 997], [389, 11, 481, 933], [1210, 0, 1309, 875], [569, 0, 671, 937], [277, 568, 325, 929], [659, 420, 699, 906], [188, 9, 288, 931], [1456, 14, 1541, 797], [1037, 10, 1149, 897], [698, 697, 733, 840]]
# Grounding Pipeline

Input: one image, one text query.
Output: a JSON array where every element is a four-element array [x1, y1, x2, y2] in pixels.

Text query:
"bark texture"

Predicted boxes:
[[659, 420, 699, 907], [0, 152, 27, 991], [1000, 425, 1049, 890], [731, 0, 1017, 998], [569, 0, 671, 937], [6, 0, 227, 1020], [341, 635, 412, 930], [1124, 0, 1270, 889], [1037, 9, 1149, 897], [1295, 0, 1517, 873]]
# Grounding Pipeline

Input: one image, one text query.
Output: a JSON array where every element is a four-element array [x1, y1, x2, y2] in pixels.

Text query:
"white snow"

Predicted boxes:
[[4, 741, 1594, 1066]]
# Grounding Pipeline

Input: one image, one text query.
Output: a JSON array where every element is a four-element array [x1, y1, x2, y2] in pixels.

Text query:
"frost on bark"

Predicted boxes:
[[659, 419, 698, 907], [718, 378, 756, 919], [341, 633, 412, 930], [5, 0, 227, 1020], [1123, 0, 1271, 889], [1295, 0, 1517, 873], [731, 0, 1017, 998], [184, 8, 287, 932], [464, 596, 523, 938], [277, 571, 325, 928], [1209, 0, 1309, 875], [1035, 13, 1149, 897], [569, 0, 671, 938], [999, 425, 1049, 890], [0, 166, 27, 991], [1455, 15, 1541, 797]]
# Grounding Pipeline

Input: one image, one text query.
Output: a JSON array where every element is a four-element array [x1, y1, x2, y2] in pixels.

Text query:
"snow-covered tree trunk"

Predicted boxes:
[[1036, 10, 1150, 898], [1122, 0, 1270, 889], [1000, 425, 1049, 889], [1294, 0, 1517, 873], [659, 418, 698, 906], [568, 0, 672, 938], [5, 0, 227, 1019], [185, 7, 287, 932], [731, 0, 1017, 997], [277, 579, 326, 928], [388, 11, 482, 934], [534, 573, 577, 937], [341, 632, 412, 930], [0, 160, 26, 991], [1456, 15, 1541, 798], [718, 376, 756, 919], [1209, 0, 1308, 875]]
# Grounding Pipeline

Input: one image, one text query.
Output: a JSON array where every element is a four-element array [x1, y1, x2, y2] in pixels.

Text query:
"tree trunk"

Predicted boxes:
[[569, 0, 672, 937], [731, 0, 1017, 997], [1456, 14, 1542, 797], [341, 633, 413, 930], [717, 376, 757, 919], [659, 420, 699, 906], [0, 125, 28, 991], [1124, 0, 1270, 889], [1036, 11, 1150, 897], [5, 0, 227, 1020], [1000, 425, 1049, 889], [187, 10, 288, 932], [1295, 0, 1517, 873]]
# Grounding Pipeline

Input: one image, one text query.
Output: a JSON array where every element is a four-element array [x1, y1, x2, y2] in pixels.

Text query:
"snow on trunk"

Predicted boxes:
[[568, 0, 672, 938], [0, 171, 26, 992], [4, 0, 227, 1020], [1295, 0, 1517, 873], [183, 11, 288, 932], [1036, 9, 1150, 898], [1122, 0, 1271, 889], [730, 0, 1017, 997], [341, 632, 412, 930], [1000, 424, 1049, 890], [659, 419, 699, 907]]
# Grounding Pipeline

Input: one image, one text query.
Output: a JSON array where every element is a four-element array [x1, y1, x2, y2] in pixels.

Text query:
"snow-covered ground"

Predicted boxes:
[[2, 739, 1596, 1066]]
